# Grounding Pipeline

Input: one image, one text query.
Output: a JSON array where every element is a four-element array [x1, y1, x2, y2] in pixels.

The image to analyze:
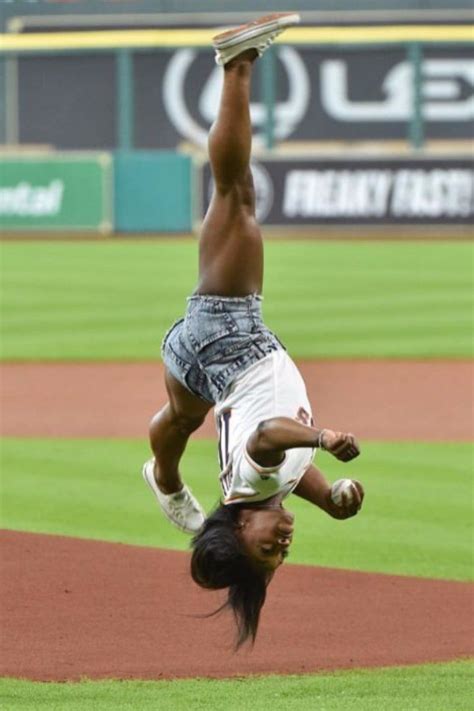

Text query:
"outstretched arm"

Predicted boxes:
[[246, 417, 360, 468]]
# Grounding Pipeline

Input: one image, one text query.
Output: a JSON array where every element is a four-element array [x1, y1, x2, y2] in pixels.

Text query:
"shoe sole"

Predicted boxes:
[[213, 12, 300, 49]]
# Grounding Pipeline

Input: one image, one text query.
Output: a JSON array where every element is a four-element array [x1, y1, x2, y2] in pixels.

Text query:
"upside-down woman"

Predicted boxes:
[[143, 13, 365, 648]]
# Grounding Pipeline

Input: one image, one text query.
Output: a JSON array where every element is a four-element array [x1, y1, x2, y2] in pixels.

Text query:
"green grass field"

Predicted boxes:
[[1, 240, 472, 359], [1, 438, 472, 580], [2, 660, 473, 711], [1, 239, 472, 709]]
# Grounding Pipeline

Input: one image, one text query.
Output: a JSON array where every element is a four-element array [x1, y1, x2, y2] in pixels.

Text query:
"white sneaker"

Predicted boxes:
[[213, 12, 301, 66], [142, 459, 206, 535]]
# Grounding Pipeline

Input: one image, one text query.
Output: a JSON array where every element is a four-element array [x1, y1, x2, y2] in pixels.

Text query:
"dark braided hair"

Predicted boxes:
[[190, 503, 271, 648]]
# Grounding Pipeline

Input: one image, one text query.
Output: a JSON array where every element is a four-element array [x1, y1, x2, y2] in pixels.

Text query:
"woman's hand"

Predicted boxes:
[[319, 429, 360, 462], [325, 479, 365, 519]]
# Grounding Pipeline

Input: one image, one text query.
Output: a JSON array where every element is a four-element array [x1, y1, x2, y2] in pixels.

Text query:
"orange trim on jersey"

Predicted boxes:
[[244, 447, 286, 476], [223, 492, 259, 504]]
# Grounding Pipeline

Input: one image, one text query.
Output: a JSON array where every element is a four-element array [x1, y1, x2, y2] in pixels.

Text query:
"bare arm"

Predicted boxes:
[[246, 417, 360, 468], [293, 464, 364, 519]]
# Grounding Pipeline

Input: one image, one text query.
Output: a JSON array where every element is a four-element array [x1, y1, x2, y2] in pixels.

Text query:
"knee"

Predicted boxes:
[[151, 404, 205, 436], [241, 168, 255, 203], [173, 410, 206, 435], [215, 169, 255, 209], [233, 169, 255, 207], [240, 169, 256, 209]]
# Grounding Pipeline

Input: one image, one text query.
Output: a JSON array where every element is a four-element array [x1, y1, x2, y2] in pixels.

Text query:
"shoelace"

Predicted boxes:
[[257, 32, 279, 52], [167, 490, 200, 517]]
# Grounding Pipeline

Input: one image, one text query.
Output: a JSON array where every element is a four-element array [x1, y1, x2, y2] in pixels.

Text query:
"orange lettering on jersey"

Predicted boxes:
[[296, 407, 312, 427]]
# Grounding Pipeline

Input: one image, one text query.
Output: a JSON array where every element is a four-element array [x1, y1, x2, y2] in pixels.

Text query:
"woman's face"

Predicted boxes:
[[236, 507, 294, 572]]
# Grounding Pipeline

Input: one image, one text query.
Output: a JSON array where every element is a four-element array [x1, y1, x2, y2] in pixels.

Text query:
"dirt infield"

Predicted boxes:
[[1, 360, 472, 440], [1, 530, 473, 682]]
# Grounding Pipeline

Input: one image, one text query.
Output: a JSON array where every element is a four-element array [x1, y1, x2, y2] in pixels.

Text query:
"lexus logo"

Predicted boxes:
[[321, 58, 474, 122]]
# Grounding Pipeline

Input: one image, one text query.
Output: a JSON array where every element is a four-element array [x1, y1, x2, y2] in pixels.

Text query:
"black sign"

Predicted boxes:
[[201, 157, 474, 225], [17, 45, 474, 149]]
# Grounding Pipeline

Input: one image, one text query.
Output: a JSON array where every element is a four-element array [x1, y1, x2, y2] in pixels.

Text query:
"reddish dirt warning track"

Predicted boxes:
[[1, 360, 472, 440], [1, 530, 473, 682]]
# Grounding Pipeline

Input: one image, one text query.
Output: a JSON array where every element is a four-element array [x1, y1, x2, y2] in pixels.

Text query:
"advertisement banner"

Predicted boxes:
[[201, 157, 474, 226], [0, 154, 113, 231], [17, 45, 474, 150]]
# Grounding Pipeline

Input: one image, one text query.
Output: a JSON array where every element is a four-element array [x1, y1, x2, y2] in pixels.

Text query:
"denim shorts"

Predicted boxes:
[[161, 294, 284, 404]]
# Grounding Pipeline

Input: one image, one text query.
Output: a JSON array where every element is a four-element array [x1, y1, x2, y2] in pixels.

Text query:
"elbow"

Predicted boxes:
[[254, 419, 275, 450]]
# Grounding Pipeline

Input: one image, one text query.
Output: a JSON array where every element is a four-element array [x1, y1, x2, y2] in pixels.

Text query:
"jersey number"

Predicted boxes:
[[296, 407, 313, 427]]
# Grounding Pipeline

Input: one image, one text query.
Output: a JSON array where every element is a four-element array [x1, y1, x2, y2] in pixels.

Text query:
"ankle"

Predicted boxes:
[[157, 482, 184, 496], [224, 49, 258, 70], [153, 463, 183, 496]]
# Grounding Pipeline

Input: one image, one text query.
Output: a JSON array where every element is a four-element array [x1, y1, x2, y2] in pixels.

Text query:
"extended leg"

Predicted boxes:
[[143, 370, 211, 534], [149, 53, 259, 498], [196, 51, 263, 296], [149, 370, 211, 495]]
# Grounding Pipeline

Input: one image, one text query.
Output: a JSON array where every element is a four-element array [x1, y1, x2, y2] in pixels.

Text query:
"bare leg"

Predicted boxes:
[[196, 50, 263, 296], [149, 371, 211, 494], [148, 52, 260, 492]]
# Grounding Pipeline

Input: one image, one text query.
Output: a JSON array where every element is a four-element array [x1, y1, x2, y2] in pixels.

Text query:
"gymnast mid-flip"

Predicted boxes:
[[143, 13, 364, 648]]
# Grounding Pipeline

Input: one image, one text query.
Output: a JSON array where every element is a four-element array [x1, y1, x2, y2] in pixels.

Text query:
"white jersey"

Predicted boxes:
[[214, 350, 315, 505]]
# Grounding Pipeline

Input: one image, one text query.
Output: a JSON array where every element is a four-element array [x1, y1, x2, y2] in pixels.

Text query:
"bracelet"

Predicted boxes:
[[317, 429, 328, 450]]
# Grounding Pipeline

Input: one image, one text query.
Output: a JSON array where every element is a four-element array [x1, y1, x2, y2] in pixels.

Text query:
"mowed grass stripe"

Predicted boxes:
[[1, 438, 471, 580], [1, 240, 472, 359], [1, 661, 473, 711]]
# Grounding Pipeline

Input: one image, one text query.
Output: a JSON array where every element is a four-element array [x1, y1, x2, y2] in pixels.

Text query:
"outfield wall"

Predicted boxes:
[[0, 151, 194, 233], [1, 150, 472, 233], [4, 42, 473, 151], [113, 151, 193, 232], [201, 155, 474, 226], [0, 153, 113, 233]]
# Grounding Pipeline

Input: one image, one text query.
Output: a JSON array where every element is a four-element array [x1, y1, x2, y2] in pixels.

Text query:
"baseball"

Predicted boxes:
[[330, 478, 355, 507]]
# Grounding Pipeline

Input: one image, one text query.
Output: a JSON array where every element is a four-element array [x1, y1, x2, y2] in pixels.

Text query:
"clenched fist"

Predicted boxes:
[[319, 429, 360, 462]]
